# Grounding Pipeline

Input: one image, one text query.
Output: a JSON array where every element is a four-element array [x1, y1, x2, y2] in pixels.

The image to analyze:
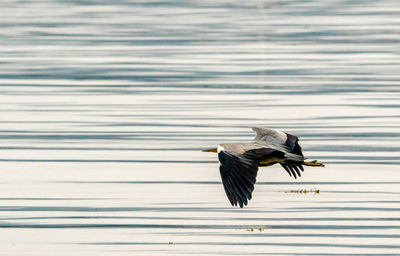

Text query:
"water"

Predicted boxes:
[[1, 1, 400, 255]]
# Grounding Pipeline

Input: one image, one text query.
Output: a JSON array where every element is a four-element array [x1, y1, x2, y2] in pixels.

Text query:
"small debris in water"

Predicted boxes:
[[246, 227, 264, 232], [285, 189, 320, 194]]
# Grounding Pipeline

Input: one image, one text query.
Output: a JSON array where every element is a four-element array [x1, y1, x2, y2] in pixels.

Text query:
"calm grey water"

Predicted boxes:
[[1, 1, 400, 255]]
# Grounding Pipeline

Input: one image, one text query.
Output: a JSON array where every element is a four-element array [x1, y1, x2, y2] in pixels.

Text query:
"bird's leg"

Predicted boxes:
[[302, 160, 325, 167]]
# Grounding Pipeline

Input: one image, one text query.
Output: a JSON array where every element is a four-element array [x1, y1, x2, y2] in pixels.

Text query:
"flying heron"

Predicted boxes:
[[202, 127, 324, 208]]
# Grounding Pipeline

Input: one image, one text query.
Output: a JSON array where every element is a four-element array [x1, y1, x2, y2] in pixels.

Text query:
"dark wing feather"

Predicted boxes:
[[246, 147, 285, 159], [284, 132, 304, 157], [281, 132, 305, 178], [280, 161, 304, 179], [218, 150, 259, 208]]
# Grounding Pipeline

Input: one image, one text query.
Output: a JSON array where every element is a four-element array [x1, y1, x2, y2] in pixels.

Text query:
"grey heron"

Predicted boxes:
[[202, 127, 324, 208]]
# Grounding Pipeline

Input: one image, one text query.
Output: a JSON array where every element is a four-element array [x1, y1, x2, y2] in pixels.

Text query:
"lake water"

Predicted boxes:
[[1, 1, 400, 255]]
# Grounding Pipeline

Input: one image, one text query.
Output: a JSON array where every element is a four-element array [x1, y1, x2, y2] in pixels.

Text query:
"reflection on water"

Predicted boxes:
[[1, 0, 400, 255]]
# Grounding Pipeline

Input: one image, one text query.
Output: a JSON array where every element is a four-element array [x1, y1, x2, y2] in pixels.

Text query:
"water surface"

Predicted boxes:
[[1, 1, 400, 255]]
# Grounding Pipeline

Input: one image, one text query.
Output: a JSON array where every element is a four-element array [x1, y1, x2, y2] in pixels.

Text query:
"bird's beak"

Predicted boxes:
[[202, 147, 218, 153]]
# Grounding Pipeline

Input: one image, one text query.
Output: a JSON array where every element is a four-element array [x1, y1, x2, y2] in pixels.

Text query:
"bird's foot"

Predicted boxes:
[[302, 160, 325, 167]]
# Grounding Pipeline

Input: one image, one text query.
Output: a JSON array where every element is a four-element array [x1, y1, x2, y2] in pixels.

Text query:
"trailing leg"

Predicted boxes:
[[302, 160, 325, 167]]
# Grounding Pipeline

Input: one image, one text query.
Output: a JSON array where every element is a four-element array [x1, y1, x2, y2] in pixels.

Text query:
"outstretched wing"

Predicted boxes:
[[218, 150, 259, 208], [252, 127, 304, 156], [252, 127, 305, 179]]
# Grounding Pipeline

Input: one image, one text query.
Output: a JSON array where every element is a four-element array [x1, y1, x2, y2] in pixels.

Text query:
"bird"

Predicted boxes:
[[202, 127, 324, 208]]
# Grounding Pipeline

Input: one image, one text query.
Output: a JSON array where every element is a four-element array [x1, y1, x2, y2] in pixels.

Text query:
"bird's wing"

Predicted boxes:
[[249, 146, 305, 180], [252, 127, 307, 179], [218, 150, 259, 208], [284, 132, 304, 157], [280, 161, 304, 179], [252, 127, 287, 146], [252, 127, 304, 157]]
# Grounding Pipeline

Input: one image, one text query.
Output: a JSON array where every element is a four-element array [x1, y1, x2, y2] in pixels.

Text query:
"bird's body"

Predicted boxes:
[[203, 127, 324, 208]]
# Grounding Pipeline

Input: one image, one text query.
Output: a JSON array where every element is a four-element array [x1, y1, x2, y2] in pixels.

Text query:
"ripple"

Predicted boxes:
[[1, 0, 400, 255]]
